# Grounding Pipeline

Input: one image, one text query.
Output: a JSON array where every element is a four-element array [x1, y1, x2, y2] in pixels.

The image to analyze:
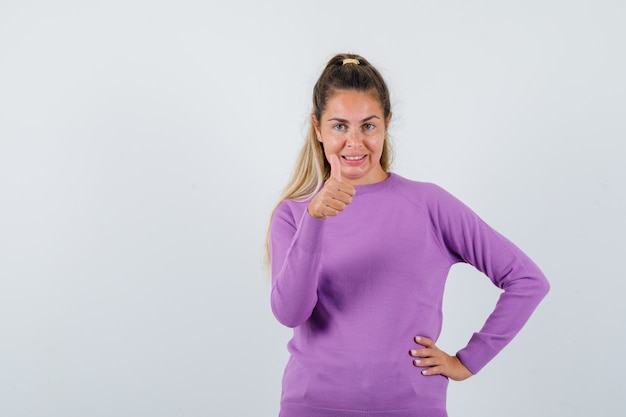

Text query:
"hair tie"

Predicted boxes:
[[342, 58, 360, 65]]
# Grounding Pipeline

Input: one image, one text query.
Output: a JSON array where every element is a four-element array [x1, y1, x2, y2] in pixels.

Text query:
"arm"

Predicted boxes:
[[432, 185, 550, 375], [269, 203, 326, 328], [270, 156, 355, 328]]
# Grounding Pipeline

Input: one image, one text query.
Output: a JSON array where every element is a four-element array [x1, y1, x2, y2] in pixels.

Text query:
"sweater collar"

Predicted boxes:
[[352, 172, 396, 196]]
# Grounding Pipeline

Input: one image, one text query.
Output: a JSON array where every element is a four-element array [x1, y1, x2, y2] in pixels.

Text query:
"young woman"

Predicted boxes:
[[268, 53, 549, 417]]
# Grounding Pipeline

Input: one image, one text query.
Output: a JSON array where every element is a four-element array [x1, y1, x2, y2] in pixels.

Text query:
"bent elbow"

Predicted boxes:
[[538, 273, 550, 298], [523, 270, 550, 305], [270, 283, 316, 328], [271, 303, 310, 328]]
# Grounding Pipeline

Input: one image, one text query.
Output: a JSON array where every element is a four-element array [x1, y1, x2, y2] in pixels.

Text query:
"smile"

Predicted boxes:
[[343, 155, 366, 161]]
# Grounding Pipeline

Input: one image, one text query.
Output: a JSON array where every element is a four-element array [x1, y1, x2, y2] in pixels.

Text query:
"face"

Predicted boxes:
[[314, 89, 391, 186]]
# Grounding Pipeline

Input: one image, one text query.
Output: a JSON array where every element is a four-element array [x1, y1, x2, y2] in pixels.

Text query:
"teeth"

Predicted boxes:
[[344, 155, 365, 161]]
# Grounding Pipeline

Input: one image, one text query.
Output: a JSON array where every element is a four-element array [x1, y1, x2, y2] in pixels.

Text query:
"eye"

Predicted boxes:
[[332, 123, 346, 131], [363, 123, 375, 130]]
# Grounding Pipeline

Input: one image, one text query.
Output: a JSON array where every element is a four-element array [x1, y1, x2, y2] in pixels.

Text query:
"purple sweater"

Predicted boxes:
[[270, 173, 549, 417]]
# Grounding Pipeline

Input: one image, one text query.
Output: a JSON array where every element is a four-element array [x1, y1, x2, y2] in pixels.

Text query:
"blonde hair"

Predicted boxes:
[[265, 53, 394, 267]]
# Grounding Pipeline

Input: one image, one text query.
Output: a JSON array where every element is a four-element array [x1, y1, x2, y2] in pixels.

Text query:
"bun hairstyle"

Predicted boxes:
[[311, 53, 393, 180], [312, 54, 392, 130]]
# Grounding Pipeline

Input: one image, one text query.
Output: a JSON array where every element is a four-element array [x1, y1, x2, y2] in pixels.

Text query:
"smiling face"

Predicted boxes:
[[314, 89, 391, 186]]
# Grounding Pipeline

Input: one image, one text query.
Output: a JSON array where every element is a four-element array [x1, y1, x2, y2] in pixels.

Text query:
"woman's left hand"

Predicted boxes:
[[409, 336, 473, 381]]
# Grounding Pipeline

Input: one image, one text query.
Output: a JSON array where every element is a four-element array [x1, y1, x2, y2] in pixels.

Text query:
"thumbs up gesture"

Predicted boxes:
[[307, 154, 356, 219]]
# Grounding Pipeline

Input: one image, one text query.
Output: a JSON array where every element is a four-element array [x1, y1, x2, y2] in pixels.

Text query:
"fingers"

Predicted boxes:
[[321, 197, 349, 216], [325, 180, 356, 201], [329, 154, 342, 182], [409, 346, 437, 370], [414, 336, 434, 347], [409, 347, 449, 377], [409, 336, 436, 369], [419, 365, 447, 377], [307, 186, 353, 219], [306, 156, 355, 219], [326, 154, 355, 199], [408, 336, 473, 381]]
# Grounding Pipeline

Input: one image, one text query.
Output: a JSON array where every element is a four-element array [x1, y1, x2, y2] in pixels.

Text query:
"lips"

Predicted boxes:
[[342, 155, 366, 161]]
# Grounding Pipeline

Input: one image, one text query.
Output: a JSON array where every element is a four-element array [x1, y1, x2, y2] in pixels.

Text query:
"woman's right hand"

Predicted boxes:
[[307, 155, 356, 219]]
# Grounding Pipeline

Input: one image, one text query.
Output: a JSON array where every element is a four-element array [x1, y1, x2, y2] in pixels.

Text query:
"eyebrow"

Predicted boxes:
[[326, 115, 381, 123]]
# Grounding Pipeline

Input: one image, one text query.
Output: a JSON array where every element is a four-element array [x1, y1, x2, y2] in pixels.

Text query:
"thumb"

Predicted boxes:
[[329, 154, 342, 182]]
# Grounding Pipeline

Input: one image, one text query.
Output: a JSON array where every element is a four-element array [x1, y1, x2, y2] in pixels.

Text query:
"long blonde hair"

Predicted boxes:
[[265, 53, 394, 266]]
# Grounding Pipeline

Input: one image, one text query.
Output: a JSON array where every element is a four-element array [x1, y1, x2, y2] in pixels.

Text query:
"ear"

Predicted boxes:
[[312, 114, 322, 142]]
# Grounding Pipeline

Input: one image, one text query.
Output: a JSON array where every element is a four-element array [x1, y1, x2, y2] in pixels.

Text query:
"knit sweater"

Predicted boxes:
[[270, 173, 549, 417]]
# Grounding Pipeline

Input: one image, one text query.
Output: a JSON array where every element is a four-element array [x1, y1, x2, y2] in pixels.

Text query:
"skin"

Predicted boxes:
[[307, 89, 388, 219], [308, 89, 473, 381], [410, 336, 473, 381], [315, 89, 389, 187]]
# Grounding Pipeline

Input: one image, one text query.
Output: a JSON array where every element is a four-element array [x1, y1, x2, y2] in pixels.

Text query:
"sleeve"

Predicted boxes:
[[430, 185, 550, 374], [269, 201, 327, 328]]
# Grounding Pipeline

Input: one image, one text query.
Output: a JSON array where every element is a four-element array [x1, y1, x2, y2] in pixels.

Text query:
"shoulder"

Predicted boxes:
[[387, 174, 478, 226], [387, 173, 458, 208]]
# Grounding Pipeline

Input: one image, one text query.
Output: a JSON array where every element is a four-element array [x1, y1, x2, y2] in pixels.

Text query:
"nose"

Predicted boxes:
[[346, 129, 363, 148]]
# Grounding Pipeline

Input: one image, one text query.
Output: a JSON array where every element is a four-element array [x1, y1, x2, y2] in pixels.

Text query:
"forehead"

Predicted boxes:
[[323, 89, 383, 119]]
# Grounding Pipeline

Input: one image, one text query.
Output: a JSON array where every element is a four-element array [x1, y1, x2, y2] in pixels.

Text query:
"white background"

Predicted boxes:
[[1, 1, 624, 416]]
